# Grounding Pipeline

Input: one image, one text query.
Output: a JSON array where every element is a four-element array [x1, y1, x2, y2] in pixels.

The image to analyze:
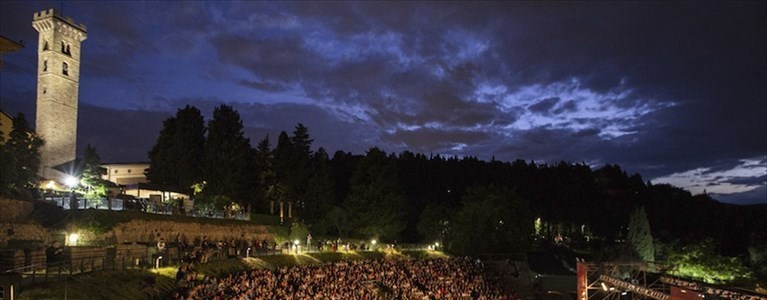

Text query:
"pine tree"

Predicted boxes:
[[146, 105, 205, 189], [80, 144, 107, 202], [0, 113, 44, 199], [628, 206, 655, 262], [304, 147, 334, 226], [203, 105, 256, 207], [253, 135, 275, 212]]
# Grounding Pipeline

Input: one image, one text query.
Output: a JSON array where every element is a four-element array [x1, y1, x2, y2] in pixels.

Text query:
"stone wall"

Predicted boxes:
[[0, 198, 275, 251], [107, 220, 273, 246], [0, 198, 48, 247], [0, 223, 48, 246], [0, 198, 35, 222]]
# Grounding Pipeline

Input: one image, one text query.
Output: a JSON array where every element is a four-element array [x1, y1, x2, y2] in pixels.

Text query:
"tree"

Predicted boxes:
[[80, 144, 107, 203], [203, 105, 256, 207], [343, 147, 408, 241], [628, 206, 655, 262], [450, 185, 532, 255], [272, 124, 315, 219], [288, 221, 310, 246], [146, 105, 206, 190], [417, 202, 452, 244], [303, 148, 334, 227], [661, 240, 752, 284], [253, 135, 275, 212], [0, 113, 44, 199], [326, 206, 351, 238]]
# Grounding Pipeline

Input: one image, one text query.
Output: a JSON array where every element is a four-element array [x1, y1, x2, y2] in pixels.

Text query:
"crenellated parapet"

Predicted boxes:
[[32, 9, 87, 41]]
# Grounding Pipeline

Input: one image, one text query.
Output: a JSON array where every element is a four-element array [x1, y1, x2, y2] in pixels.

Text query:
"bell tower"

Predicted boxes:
[[32, 9, 87, 178]]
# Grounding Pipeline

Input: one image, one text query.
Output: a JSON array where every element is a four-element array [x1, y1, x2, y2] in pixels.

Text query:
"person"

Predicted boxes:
[[157, 238, 167, 254], [45, 240, 65, 267], [306, 233, 313, 251]]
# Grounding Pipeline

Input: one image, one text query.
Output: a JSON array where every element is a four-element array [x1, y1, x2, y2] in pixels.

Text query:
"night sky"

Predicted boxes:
[[1, 2, 765, 205]]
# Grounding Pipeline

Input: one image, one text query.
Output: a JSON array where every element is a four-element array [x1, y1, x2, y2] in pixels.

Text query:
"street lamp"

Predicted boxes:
[[65, 176, 79, 210], [293, 239, 300, 253], [64, 176, 78, 188]]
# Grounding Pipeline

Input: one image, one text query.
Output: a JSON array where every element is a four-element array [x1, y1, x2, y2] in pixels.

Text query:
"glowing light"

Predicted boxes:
[[67, 233, 79, 246], [601, 282, 608, 291], [371, 239, 377, 245], [45, 180, 56, 189], [64, 176, 79, 188], [293, 239, 299, 245], [434, 242, 440, 247]]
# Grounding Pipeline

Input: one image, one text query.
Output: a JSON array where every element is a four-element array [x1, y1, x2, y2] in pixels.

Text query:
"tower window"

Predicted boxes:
[[62, 62, 69, 76], [43, 40, 49, 51], [43, 60, 48, 72], [61, 41, 71, 56]]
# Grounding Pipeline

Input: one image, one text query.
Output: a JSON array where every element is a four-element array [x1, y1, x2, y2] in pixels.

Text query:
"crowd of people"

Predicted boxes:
[[174, 257, 514, 300]]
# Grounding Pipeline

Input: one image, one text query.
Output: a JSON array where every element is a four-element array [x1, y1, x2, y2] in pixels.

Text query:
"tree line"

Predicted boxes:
[[146, 105, 766, 259]]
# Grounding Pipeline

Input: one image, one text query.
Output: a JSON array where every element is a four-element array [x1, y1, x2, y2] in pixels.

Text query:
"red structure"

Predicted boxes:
[[576, 262, 765, 300]]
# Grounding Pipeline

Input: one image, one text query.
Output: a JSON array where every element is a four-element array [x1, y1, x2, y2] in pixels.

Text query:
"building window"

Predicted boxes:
[[43, 40, 49, 51], [43, 60, 48, 72], [61, 41, 71, 56], [62, 62, 68, 76], [127, 169, 132, 173], [114, 170, 119, 174]]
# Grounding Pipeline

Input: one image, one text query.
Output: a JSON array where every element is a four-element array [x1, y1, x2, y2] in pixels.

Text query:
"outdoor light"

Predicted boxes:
[[247, 247, 251, 258], [68, 232, 79, 246], [293, 239, 299, 245], [371, 239, 377, 245], [45, 180, 56, 189], [621, 292, 628, 296], [435, 242, 440, 247], [64, 176, 79, 188], [601, 282, 608, 291]]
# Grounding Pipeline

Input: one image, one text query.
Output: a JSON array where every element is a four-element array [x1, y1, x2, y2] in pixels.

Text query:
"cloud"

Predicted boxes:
[[651, 156, 767, 196], [238, 79, 289, 92], [528, 97, 560, 114]]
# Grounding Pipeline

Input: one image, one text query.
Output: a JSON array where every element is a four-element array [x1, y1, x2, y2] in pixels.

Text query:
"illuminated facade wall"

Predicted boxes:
[[101, 163, 150, 185]]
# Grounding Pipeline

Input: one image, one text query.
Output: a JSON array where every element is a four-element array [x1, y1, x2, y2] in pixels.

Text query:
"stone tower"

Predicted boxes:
[[32, 9, 87, 179]]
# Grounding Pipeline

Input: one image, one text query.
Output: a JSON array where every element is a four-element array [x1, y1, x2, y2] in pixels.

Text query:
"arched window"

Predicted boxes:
[[43, 40, 49, 51], [61, 41, 65, 53], [43, 59, 48, 72], [62, 62, 68, 76]]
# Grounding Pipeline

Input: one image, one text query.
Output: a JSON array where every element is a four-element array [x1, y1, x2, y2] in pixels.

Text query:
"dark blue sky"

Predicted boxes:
[[1, 1, 765, 205]]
